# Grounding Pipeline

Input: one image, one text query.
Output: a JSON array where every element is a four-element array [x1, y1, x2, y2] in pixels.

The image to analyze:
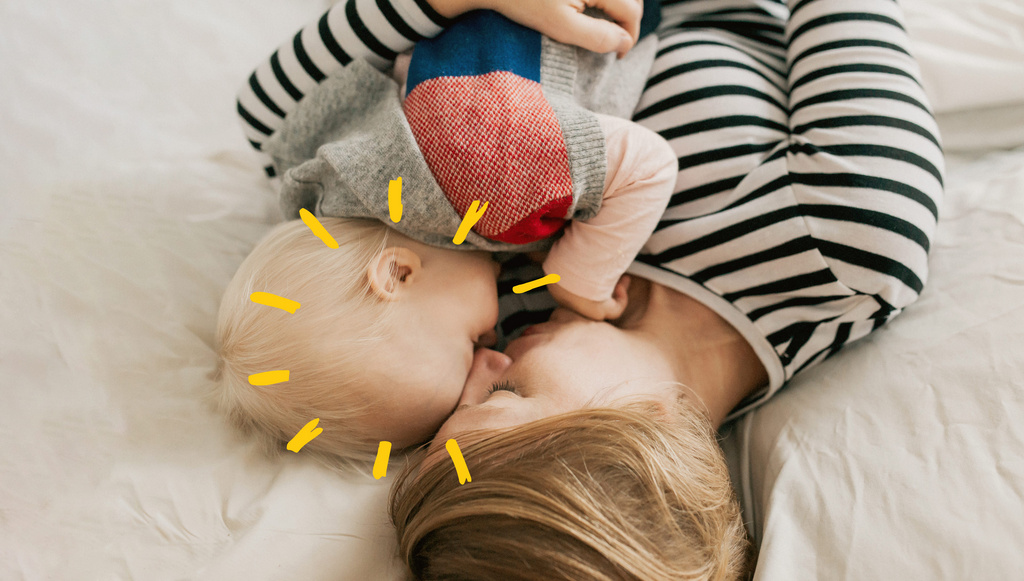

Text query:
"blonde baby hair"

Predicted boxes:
[[390, 398, 751, 581], [214, 216, 393, 469]]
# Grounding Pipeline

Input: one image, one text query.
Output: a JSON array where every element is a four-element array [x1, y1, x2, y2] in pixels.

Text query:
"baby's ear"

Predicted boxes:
[[366, 247, 422, 300]]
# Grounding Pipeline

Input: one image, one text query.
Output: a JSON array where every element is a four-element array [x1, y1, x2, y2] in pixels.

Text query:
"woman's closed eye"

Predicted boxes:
[[486, 380, 519, 397]]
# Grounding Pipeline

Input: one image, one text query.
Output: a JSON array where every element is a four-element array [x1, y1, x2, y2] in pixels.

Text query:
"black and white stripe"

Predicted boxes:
[[496, 0, 944, 414], [235, 0, 453, 176], [632, 0, 943, 411]]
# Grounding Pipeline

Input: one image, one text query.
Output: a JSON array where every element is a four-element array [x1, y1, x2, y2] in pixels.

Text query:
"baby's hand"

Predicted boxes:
[[430, 0, 641, 58], [548, 274, 631, 321]]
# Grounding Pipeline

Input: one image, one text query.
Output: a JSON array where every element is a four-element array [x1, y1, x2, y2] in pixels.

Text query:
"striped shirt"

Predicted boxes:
[[492, 0, 944, 417]]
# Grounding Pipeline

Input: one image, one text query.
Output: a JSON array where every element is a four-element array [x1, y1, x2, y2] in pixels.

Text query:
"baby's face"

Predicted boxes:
[[363, 248, 501, 448]]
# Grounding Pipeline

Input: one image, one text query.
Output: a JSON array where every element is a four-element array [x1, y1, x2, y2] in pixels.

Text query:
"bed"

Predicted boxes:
[[2, 0, 1023, 578]]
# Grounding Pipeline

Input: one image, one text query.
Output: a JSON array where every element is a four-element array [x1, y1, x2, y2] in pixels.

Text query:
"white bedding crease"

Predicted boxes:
[[1, 0, 1023, 580]]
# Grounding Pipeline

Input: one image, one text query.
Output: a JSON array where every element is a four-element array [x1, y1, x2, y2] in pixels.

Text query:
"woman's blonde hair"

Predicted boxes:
[[213, 217, 392, 469], [390, 400, 751, 581]]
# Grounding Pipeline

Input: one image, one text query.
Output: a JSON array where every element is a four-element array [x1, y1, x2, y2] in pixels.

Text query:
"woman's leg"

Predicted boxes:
[[634, 0, 943, 387]]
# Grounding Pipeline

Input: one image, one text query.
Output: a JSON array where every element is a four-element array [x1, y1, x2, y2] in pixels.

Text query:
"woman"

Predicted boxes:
[[389, 0, 944, 578]]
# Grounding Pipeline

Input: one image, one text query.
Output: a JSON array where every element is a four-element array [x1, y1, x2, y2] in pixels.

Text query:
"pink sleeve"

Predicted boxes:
[[542, 113, 677, 301], [393, 52, 412, 95]]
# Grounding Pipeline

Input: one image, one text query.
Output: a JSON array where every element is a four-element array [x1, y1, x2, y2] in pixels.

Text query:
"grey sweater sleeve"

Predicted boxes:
[[235, 0, 456, 177]]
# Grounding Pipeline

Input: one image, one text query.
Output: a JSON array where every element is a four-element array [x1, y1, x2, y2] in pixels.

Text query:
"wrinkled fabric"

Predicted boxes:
[[720, 149, 1024, 579], [2, 0, 1024, 579]]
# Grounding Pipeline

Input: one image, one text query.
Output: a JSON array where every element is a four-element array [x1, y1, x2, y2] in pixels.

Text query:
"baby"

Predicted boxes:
[[216, 6, 675, 466]]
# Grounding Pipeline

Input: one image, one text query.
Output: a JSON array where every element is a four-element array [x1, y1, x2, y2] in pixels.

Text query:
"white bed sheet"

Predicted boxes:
[[1, 0, 1022, 579], [721, 146, 1024, 579]]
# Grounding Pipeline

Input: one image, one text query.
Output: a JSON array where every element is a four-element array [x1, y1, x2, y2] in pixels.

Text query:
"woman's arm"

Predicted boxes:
[[626, 0, 944, 397]]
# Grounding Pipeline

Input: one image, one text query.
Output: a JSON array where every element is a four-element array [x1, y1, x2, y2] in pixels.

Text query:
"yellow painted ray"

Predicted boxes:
[[299, 208, 339, 248], [249, 291, 301, 314], [453, 200, 488, 245], [373, 441, 392, 479], [248, 369, 290, 386], [287, 418, 323, 452], [388, 178, 403, 223], [446, 439, 472, 485], [513, 273, 560, 294]]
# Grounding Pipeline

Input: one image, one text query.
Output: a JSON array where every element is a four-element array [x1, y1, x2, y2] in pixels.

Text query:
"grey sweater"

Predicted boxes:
[[263, 31, 656, 253]]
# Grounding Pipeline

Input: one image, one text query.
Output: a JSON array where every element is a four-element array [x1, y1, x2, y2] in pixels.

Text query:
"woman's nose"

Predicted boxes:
[[460, 348, 512, 406]]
